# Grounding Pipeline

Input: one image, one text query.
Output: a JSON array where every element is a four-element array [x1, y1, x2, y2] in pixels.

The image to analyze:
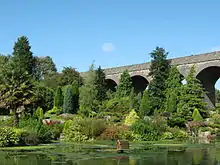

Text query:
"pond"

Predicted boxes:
[[0, 142, 220, 165]]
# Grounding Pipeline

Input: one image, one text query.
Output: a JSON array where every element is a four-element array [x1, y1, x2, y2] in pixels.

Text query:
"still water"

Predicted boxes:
[[0, 143, 220, 165]]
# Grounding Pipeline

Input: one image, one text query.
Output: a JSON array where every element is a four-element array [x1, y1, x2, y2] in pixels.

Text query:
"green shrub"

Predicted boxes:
[[131, 115, 167, 141], [167, 127, 188, 139], [192, 108, 203, 122], [45, 106, 62, 118], [49, 123, 64, 140], [19, 118, 53, 143], [34, 107, 44, 120], [161, 132, 174, 140], [0, 127, 20, 147], [124, 109, 139, 126], [212, 114, 220, 124]]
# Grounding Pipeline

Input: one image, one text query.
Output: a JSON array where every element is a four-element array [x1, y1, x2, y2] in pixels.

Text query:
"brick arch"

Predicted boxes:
[[131, 74, 149, 93]]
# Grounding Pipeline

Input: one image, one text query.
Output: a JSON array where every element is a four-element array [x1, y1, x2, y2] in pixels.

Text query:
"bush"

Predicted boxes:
[[131, 115, 167, 141], [167, 127, 188, 139], [0, 127, 20, 147], [212, 114, 220, 124], [161, 132, 174, 140], [124, 109, 139, 126], [34, 107, 44, 120], [192, 108, 203, 122], [19, 118, 53, 144], [49, 123, 64, 140], [45, 106, 62, 118]]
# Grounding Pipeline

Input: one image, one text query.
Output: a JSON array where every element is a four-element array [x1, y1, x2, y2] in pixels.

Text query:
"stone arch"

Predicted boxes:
[[196, 65, 220, 108], [131, 75, 149, 93], [106, 79, 117, 92]]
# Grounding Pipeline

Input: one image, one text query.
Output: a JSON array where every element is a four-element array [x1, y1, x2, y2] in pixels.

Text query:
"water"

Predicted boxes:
[[0, 143, 220, 165]]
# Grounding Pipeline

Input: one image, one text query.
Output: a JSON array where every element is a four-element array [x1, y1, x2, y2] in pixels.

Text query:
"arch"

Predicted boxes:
[[131, 75, 149, 93], [196, 66, 220, 107], [106, 79, 117, 92]]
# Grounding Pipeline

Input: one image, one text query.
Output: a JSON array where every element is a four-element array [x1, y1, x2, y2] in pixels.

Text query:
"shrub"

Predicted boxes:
[[167, 127, 188, 139], [124, 109, 139, 126], [49, 123, 64, 140], [0, 127, 20, 147], [45, 106, 62, 118], [212, 114, 220, 124], [161, 132, 174, 140], [131, 115, 167, 141], [34, 107, 44, 120], [100, 126, 119, 140], [192, 108, 203, 122], [19, 118, 53, 143]]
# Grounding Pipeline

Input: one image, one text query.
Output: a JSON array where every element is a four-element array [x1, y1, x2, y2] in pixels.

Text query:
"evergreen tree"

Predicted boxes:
[[54, 86, 63, 108], [139, 90, 152, 116], [177, 65, 206, 120], [192, 108, 203, 122], [63, 85, 74, 113], [72, 81, 79, 114], [117, 70, 132, 97], [12, 36, 35, 76], [79, 64, 98, 116], [164, 66, 182, 113], [148, 47, 170, 112], [94, 66, 107, 102]]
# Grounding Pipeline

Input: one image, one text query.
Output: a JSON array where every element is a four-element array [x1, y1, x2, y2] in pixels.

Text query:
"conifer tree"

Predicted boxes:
[[94, 66, 107, 102], [117, 70, 132, 97], [177, 65, 206, 120], [63, 85, 74, 113], [79, 64, 98, 116], [12, 36, 35, 76], [139, 90, 152, 116], [148, 47, 170, 112], [54, 86, 63, 108], [164, 66, 182, 113], [192, 108, 203, 122], [72, 81, 79, 114]]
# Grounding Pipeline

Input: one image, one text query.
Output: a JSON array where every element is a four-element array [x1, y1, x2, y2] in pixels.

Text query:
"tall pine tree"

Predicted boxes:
[[177, 65, 206, 120], [63, 85, 74, 114], [164, 66, 183, 113], [12, 36, 35, 76], [117, 70, 132, 97], [139, 90, 152, 116], [148, 47, 170, 112], [94, 66, 107, 102], [54, 86, 63, 108], [72, 81, 79, 114]]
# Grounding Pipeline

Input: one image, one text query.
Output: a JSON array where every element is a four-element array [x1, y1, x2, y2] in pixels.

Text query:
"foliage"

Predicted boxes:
[[0, 127, 20, 147], [129, 88, 142, 110], [34, 56, 57, 80], [148, 47, 170, 112], [124, 109, 140, 126], [116, 70, 132, 97], [79, 64, 98, 116], [177, 65, 206, 120], [54, 86, 63, 108], [164, 66, 182, 113], [71, 81, 79, 114], [59, 67, 82, 86], [131, 115, 167, 141], [12, 36, 35, 76], [94, 66, 107, 102], [167, 113, 186, 128], [45, 106, 62, 117], [33, 84, 54, 112], [34, 107, 44, 120], [216, 89, 220, 104], [63, 85, 74, 114], [162, 127, 188, 140], [139, 90, 152, 116], [19, 118, 53, 143], [192, 108, 203, 122]]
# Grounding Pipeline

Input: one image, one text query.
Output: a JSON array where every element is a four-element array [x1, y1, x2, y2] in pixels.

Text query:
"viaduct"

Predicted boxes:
[[81, 51, 220, 108]]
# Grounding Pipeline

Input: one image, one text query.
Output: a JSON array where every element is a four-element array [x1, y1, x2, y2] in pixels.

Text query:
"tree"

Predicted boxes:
[[72, 81, 79, 114], [54, 86, 63, 108], [63, 85, 74, 114], [216, 89, 220, 104], [94, 66, 107, 102], [117, 70, 132, 97], [34, 56, 57, 80], [0, 61, 35, 125], [177, 65, 206, 120], [42, 72, 61, 90], [12, 36, 35, 76], [79, 64, 98, 116], [164, 66, 183, 113], [60, 67, 83, 86], [148, 47, 170, 112], [192, 108, 203, 122], [139, 90, 152, 116]]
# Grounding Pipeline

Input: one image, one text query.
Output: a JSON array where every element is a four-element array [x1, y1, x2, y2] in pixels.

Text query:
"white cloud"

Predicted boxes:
[[211, 46, 220, 52], [102, 43, 115, 52]]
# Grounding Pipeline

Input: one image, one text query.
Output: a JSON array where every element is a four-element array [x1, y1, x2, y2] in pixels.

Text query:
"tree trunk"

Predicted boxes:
[[13, 111, 19, 126]]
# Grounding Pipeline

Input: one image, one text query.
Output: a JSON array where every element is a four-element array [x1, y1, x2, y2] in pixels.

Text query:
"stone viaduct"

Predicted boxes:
[[81, 51, 220, 108]]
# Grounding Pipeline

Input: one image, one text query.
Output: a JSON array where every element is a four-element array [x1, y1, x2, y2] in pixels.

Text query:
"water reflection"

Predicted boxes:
[[0, 147, 220, 165]]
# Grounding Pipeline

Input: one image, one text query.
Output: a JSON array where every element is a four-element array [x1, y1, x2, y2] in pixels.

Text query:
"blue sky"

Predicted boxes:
[[0, 0, 220, 86]]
